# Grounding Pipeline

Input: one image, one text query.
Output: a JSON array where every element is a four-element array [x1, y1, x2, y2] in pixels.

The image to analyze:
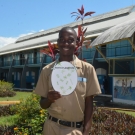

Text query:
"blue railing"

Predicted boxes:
[[27, 57, 43, 64], [3, 61, 12, 67], [97, 46, 132, 58], [13, 58, 26, 66], [0, 57, 44, 67]]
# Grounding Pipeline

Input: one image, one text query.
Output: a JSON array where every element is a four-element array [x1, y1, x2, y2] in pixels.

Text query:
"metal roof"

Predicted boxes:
[[16, 5, 134, 43], [0, 33, 58, 55], [0, 5, 135, 55], [90, 17, 135, 47]]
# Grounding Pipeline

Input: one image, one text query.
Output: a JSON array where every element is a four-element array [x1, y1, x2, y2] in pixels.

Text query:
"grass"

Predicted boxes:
[[116, 110, 135, 117], [0, 91, 32, 101], [0, 91, 33, 126], [0, 115, 18, 126]]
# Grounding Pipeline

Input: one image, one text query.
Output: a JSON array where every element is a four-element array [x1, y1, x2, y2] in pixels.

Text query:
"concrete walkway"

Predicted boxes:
[[0, 101, 20, 105]]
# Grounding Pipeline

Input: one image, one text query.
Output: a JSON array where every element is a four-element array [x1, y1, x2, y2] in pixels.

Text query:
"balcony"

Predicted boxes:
[[13, 58, 26, 66], [0, 57, 44, 68], [0, 61, 12, 67], [27, 57, 43, 65]]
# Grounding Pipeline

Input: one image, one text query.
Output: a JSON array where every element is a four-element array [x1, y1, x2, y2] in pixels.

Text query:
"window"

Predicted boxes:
[[107, 40, 132, 57], [115, 47, 120, 56], [46, 56, 52, 63], [83, 47, 96, 59]]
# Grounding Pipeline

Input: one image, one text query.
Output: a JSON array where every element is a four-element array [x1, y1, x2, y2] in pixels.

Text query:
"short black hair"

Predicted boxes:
[[59, 26, 77, 38]]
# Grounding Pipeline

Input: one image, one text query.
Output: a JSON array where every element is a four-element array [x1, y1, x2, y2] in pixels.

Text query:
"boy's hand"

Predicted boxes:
[[47, 91, 61, 103]]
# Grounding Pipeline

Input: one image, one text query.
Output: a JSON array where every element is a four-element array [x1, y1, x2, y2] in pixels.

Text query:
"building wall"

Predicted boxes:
[[106, 40, 132, 57], [0, 39, 134, 91]]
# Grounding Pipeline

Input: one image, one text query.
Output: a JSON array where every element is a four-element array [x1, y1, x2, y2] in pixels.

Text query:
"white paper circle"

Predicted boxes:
[[51, 61, 78, 95]]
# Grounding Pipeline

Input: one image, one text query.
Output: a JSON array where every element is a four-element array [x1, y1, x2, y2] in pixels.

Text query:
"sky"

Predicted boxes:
[[0, 0, 135, 48]]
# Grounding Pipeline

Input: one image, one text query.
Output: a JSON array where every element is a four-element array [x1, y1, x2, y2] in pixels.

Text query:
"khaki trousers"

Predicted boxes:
[[43, 119, 83, 135]]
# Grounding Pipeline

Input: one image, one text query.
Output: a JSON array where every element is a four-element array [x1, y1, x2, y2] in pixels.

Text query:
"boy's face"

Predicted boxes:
[[57, 29, 77, 57]]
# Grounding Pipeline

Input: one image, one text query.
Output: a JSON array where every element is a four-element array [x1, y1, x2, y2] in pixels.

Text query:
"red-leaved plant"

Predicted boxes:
[[40, 41, 59, 61], [40, 5, 95, 61], [71, 5, 95, 59], [71, 5, 95, 24]]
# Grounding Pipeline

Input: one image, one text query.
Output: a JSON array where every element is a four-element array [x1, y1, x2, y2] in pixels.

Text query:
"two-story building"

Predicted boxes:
[[0, 5, 135, 104]]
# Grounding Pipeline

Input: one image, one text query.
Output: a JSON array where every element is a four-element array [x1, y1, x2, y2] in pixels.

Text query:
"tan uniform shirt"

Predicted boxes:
[[35, 56, 101, 122]]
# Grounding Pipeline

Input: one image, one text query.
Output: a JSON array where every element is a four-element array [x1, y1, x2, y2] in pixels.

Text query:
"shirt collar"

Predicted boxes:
[[74, 55, 82, 68], [52, 55, 82, 69]]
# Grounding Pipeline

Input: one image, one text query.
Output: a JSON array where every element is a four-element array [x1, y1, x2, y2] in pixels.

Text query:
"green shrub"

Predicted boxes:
[[10, 93, 47, 134], [0, 80, 15, 97], [1, 103, 135, 134], [0, 80, 14, 91]]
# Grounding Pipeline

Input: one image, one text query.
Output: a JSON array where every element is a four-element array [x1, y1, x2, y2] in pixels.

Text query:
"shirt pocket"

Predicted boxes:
[[75, 81, 86, 96]]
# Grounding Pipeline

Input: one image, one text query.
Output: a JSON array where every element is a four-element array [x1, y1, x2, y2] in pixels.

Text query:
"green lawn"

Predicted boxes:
[[0, 91, 32, 101], [0, 91, 34, 126], [0, 115, 18, 126], [116, 110, 135, 117]]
